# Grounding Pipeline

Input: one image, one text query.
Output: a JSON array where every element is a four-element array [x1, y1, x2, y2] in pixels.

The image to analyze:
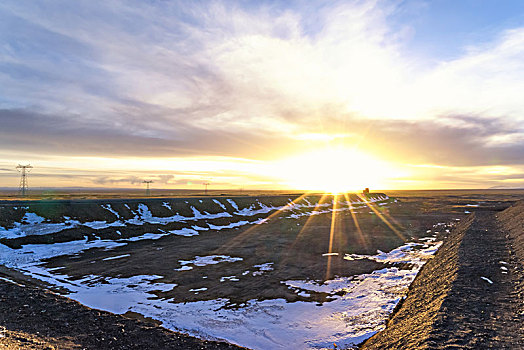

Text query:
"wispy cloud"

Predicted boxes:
[[1, 0, 524, 188]]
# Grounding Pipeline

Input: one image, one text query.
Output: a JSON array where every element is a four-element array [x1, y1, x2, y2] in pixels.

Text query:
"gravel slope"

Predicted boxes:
[[361, 203, 524, 349]]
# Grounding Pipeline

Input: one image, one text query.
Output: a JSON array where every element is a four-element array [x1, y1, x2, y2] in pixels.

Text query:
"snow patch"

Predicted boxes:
[[101, 204, 120, 218], [480, 276, 494, 284], [169, 228, 199, 237], [213, 199, 227, 211], [177, 255, 243, 269], [208, 221, 249, 230], [102, 254, 130, 261], [226, 199, 239, 211], [252, 262, 274, 276]]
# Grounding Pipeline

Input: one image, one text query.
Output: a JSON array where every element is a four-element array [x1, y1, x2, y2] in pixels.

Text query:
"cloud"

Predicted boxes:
[[358, 115, 524, 167], [0, 0, 404, 136], [2, 107, 524, 170], [1, 0, 524, 189], [93, 176, 143, 185], [0, 108, 299, 159]]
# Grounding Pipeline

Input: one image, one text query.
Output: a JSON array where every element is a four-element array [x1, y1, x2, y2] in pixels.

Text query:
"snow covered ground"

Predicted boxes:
[[0, 194, 445, 349], [0, 195, 390, 242], [0, 235, 441, 349]]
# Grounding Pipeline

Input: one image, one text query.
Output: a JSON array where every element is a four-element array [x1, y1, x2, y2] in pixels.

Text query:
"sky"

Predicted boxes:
[[1, 0, 524, 191]]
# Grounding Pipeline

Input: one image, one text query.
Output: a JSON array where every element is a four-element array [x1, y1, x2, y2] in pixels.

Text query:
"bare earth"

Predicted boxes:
[[0, 189, 523, 349], [362, 202, 524, 349], [0, 274, 246, 350]]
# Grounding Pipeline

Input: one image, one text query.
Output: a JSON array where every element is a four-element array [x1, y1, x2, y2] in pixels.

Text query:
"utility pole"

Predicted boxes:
[[203, 182, 210, 195], [16, 164, 33, 197], [143, 180, 153, 196]]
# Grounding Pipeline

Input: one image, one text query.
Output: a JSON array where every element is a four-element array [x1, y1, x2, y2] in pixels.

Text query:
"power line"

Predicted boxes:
[[143, 180, 153, 196], [16, 164, 33, 197]]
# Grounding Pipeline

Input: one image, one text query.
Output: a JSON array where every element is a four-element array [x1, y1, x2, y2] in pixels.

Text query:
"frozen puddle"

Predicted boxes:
[[0, 237, 440, 349]]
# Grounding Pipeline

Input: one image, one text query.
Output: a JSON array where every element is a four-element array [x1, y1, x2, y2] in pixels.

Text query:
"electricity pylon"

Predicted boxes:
[[203, 182, 210, 195], [16, 164, 33, 197], [143, 180, 153, 196]]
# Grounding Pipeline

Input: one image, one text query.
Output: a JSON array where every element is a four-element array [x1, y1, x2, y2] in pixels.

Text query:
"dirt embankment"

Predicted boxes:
[[0, 193, 390, 249], [0, 275, 246, 350], [361, 201, 524, 349]]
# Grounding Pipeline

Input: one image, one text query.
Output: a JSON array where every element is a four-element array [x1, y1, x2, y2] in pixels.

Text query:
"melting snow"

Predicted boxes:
[[34, 259, 424, 350], [344, 242, 442, 266], [174, 266, 193, 271], [208, 221, 249, 230], [226, 199, 239, 211], [0, 236, 441, 350], [0, 213, 79, 239], [235, 201, 278, 216], [1, 195, 391, 242], [0, 194, 409, 349], [480, 276, 494, 284], [190, 206, 232, 220], [126, 233, 168, 242], [177, 255, 243, 269], [0, 239, 125, 268], [213, 199, 227, 211], [169, 228, 199, 237], [220, 276, 239, 282], [252, 262, 274, 276], [83, 220, 125, 229], [101, 204, 120, 218], [102, 254, 130, 261]]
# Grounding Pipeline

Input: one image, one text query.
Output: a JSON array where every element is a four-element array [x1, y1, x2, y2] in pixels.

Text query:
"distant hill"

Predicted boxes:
[[488, 185, 524, 190]]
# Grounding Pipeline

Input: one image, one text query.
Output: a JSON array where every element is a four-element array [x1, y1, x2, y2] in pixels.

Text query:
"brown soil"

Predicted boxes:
[[0, 274, 246, 350], [1, 191, 522, 349], [361, 202, 524, 349], [4, 194, 455, 307]]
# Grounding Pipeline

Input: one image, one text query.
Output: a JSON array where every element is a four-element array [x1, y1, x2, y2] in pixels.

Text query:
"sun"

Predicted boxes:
[[271, 147, 398, 193]]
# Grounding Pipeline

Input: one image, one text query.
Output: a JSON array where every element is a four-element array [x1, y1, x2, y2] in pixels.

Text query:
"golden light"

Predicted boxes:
[[270, 147, 401, 193]]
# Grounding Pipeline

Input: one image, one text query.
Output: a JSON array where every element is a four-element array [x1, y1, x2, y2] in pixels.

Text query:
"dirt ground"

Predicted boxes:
[[1, 190, 523, 349], [361, 202, 524, 349], [4, 193, 462, 307], [0, 274, 246, 350], [0, 188, 303, 201]]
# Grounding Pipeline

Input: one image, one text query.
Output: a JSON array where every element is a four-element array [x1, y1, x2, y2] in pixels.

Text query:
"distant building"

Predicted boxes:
[[362, 188, 370, 195]]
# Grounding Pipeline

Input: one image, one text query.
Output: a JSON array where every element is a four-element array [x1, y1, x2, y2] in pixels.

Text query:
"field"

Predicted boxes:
[[0, 189, 523, 349], [0, 188, 303, 201]]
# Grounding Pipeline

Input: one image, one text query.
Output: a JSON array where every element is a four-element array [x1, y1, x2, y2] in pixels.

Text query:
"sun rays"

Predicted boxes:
[[357, 193, 405, 241], [278, 193, 332, 268], [215, 189, 407, 283], [343, 192, 368, 249], [217, 192, 314, 253], [325, 194, 338, 279]]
